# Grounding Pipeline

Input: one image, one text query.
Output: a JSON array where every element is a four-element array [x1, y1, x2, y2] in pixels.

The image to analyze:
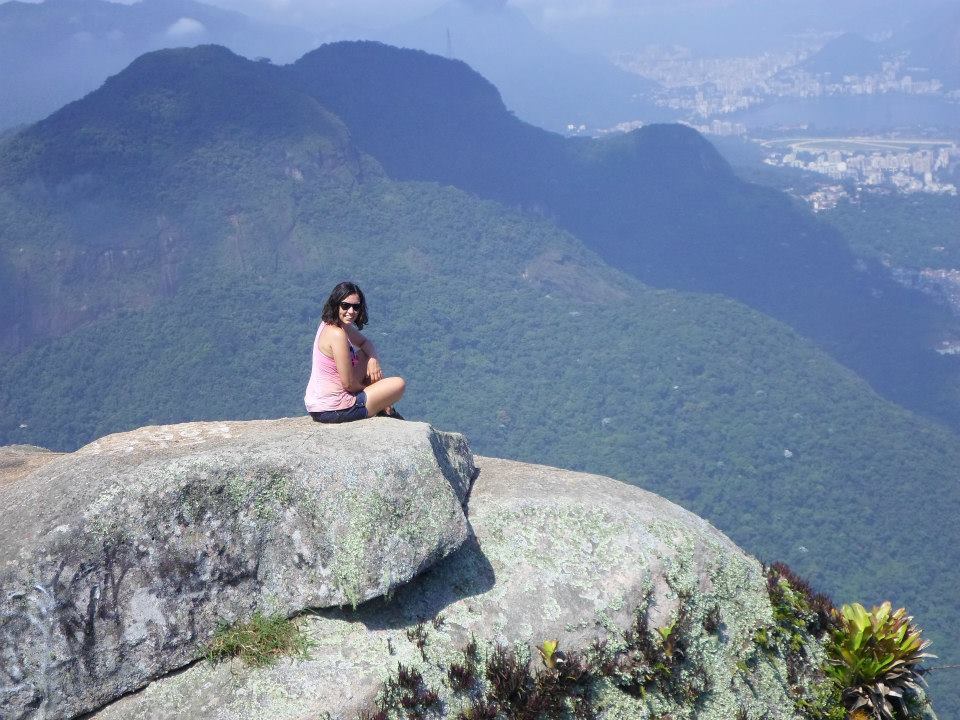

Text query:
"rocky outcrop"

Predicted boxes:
[[91, 455, 813, 720], [0, 444, 62, 488], [0, 418, 473, 720], [3, 421, 936, 719]]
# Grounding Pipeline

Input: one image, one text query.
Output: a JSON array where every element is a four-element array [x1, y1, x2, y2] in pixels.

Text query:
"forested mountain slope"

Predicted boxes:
[[291, 41, 960, 430], [1, 45, 959, 712], [0, 45, 361, 351]]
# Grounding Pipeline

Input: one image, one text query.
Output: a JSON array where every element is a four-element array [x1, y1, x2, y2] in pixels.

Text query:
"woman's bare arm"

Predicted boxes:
[[345, 326, 383, 382], [324, 326, 365, 391]]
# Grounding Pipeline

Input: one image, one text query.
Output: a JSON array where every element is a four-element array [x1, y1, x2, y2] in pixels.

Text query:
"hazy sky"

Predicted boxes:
[[171, 0, 731, 30], [7, 0, 954, 56]]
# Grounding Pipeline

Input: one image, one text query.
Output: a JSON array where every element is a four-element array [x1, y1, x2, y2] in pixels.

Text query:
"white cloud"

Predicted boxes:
[[165, 17, 207, 38]]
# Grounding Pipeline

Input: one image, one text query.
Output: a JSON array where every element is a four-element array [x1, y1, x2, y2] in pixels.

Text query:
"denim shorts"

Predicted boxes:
[[310, 391, 368, 424]]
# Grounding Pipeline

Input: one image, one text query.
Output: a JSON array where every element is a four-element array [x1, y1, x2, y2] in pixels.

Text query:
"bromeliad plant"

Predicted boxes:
[[538, 639, 560, 669], [825, 601, 933, 720]]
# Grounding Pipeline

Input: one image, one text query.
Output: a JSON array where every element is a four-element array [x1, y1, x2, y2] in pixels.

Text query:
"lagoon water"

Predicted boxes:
[[732, 93, 960, 133]]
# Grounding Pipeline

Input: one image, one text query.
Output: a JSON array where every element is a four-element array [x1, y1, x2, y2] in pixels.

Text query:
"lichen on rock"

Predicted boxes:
[[87, 454, 896, 720], [2, 426, 936, 720]]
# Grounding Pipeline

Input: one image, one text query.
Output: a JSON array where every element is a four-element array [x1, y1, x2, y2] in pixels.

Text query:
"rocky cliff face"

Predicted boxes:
[[0, 419, 473, 719], [0, 420, 934, 720]]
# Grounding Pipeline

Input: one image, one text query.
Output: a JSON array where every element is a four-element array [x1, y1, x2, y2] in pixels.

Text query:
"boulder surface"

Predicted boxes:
[[0, 444, 62, 487], [91, 455, 813, 720], [0, 418, 473, 720]]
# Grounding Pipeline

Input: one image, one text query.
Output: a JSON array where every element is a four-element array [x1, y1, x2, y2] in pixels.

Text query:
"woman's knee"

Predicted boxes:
[[391, 376, 406, 399]]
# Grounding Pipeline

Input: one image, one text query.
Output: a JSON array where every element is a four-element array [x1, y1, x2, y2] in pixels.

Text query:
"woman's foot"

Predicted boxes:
[[376, 406, 404, 420]]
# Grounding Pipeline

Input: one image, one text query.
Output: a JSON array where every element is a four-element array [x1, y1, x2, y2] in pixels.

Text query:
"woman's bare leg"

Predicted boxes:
[[363, 377, 406, 417], [355, 349, 403, 416]]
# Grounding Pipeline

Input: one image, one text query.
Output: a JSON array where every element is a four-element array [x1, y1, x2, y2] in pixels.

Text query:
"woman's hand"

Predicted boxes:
[[366, 357, 383, 383]]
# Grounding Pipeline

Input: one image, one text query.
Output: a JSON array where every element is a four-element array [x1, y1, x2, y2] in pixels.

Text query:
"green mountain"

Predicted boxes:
[[289, 41, 960, 431], [0, 45, 359, 352], [2, 45, 960, 713]]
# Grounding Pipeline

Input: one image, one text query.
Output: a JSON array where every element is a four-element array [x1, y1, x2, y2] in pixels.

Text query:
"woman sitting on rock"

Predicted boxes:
[[304, 281, 405, 422]]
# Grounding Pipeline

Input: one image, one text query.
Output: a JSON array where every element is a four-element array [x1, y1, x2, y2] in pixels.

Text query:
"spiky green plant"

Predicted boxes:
[[825, 602, 933, 720], [538, 639, 560, 669], [657, 620, 679, 659]]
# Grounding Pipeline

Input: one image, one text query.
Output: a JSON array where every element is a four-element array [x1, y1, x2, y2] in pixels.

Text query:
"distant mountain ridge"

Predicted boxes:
[[7, 45, 355, 185], [798, 6, 960, 89], [377, 0, 668, 132], [0, 0, 672, 135], [800, 33, 885, 76]]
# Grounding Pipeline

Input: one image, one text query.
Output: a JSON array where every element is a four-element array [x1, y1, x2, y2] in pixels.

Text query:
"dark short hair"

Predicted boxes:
[[321, 281, 368, 329]]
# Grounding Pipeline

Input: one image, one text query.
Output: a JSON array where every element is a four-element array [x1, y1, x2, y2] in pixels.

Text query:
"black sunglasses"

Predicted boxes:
[[339, 301, 362, 312]]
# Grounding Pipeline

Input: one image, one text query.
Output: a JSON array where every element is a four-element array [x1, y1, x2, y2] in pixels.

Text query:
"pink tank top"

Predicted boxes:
[[304, 322, 358, 412]]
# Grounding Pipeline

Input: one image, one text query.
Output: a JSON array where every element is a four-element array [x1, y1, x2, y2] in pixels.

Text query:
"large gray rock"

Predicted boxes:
[[90, 455, 816, 720], [0, 418, 473, 720], [0, 445, 62, 488]]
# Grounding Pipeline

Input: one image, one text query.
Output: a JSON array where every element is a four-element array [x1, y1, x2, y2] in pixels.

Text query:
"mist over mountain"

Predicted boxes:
[[796, 7, 960, 90], [723, 5, 960, 133], [0, 0, 318, 129], [376, 0, 669, 132], [893, 1, 960, 89], [800, 33, 885, 77], [530, 0, 950, 57]]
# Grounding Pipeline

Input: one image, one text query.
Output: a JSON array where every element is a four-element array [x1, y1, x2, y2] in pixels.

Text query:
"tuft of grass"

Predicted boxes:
[[406, 621, 429, 660], [205, 611, 313, 667], [766, 561, 837, 637]]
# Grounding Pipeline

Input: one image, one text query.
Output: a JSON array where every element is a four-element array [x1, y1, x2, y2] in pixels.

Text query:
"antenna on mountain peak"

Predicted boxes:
[[446, 27, 454, 59]]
